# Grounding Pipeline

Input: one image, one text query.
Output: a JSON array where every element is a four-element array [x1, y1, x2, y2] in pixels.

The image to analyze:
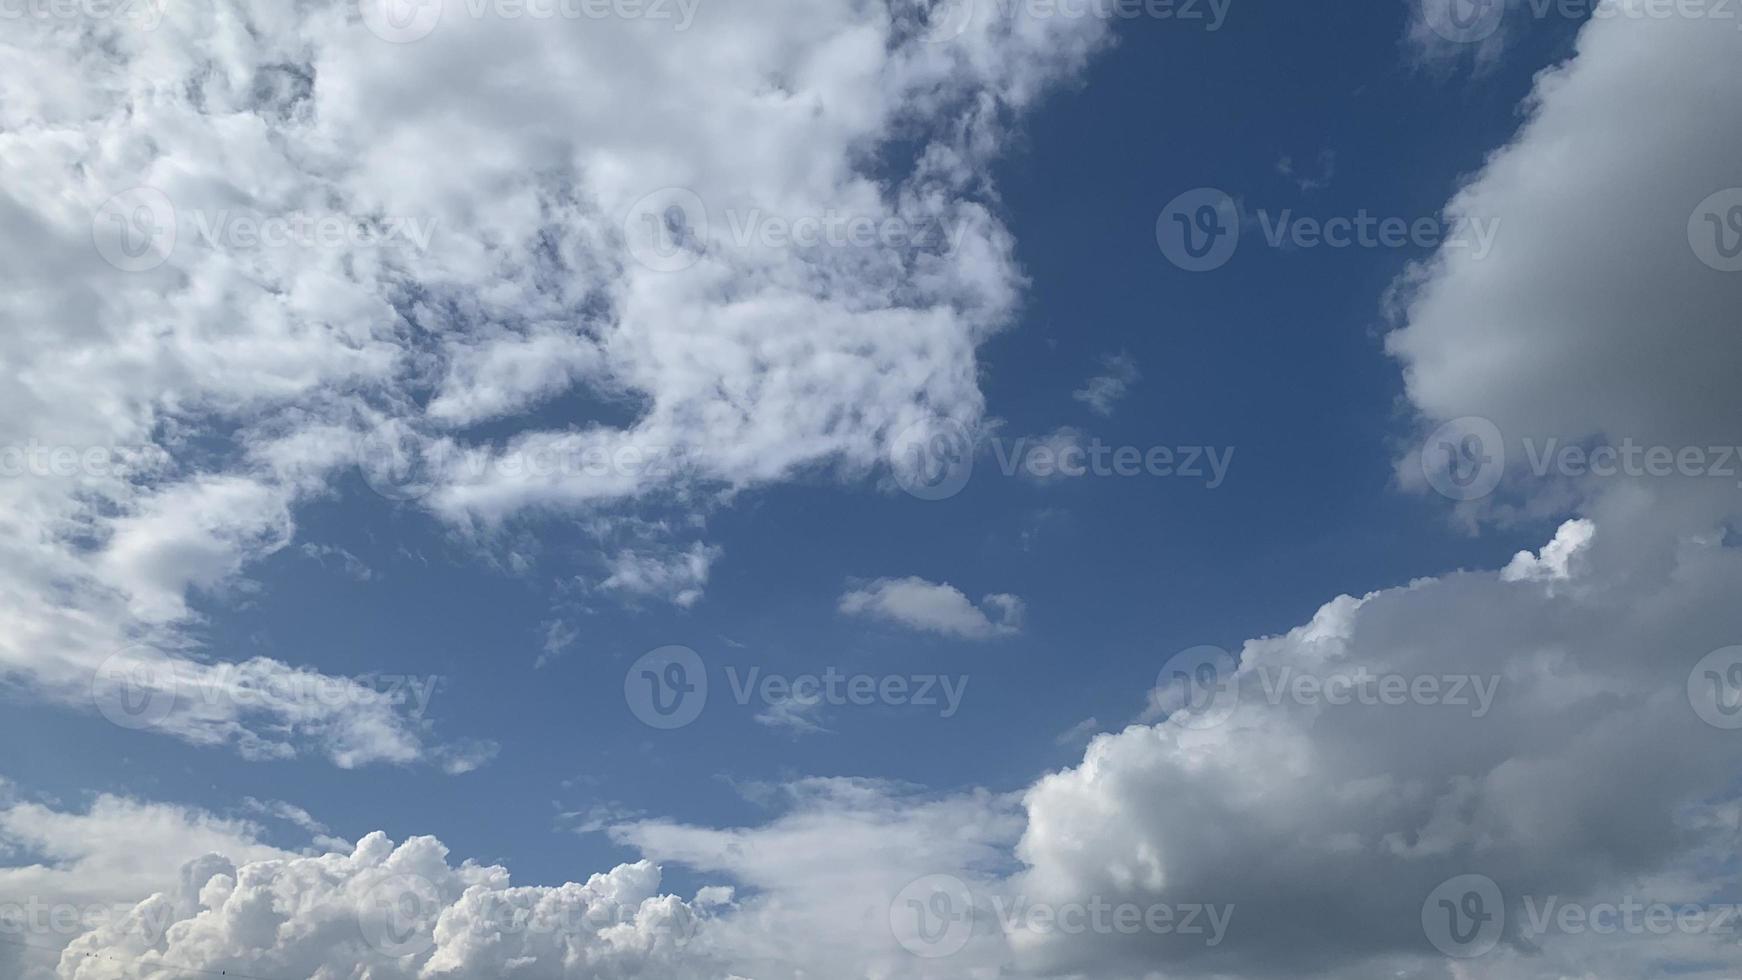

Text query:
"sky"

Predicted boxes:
[[1, 0, 1741, 977]]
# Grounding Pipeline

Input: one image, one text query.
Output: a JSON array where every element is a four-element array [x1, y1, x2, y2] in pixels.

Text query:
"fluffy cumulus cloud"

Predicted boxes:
[[0, 789, 293, 979], [19, 780, 1025, 980], [1016, 519, 1742, 978], [0, 0, 1111, 763], [839, 576, 1026, 638], [17, 3, 1742, 980], [1011, 7, 1742, 979], [50, 831, 716, 980]]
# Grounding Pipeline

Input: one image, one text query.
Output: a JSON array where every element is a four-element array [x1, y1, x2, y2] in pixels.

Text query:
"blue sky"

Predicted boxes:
[[4, 1, 1742, 978]]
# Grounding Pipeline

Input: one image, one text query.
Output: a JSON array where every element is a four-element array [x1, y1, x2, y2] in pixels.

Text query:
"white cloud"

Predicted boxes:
[[0, 0, 1111, 762], [1276, 150, 1337, 192], [839, 576, 1025, 639], [537, 618, 581, 669], [0, 792, 295, 978], [1006, 10, 1742, 978], [1014, 517, 1742, 978], [54, 829, 714, 980], [1070, 352, 1140, 417], [16, 5, 1742, 980], [600, 542, 721, 608], [300, 542, 376, 581], [1388, 0, 1742, 548]]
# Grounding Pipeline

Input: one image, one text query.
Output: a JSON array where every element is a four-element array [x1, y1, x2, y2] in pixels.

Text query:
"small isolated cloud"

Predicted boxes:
[[755, 692, 831, 737], [300, 543, 375, 581], [1404, 0, 1514, 70], [1071, 353, 1140, 417], [1055, 717, 1102, 746], [1276, 149, 1336, 192], [536, 618, 580, 669], [601, 543, 721, 609], [839, 577, 1024, 640]]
